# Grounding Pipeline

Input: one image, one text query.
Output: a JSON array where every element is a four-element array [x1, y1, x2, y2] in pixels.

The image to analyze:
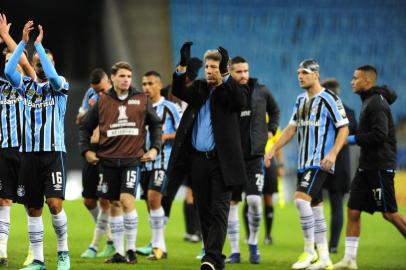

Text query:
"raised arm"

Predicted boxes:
[[0, 15, 36, 80], [34, 25, 64, 90], [172, 42, 194, 102]]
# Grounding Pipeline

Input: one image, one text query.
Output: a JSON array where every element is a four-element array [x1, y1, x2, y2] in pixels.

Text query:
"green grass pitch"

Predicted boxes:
[[6, 200, 406, 269]]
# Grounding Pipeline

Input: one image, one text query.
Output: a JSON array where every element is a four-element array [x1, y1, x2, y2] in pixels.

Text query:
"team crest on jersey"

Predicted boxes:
[[27, 89, 36, 97], [17, 185, 25, 197], [2, 88, 10, 97], [118, 105, 128, 121]]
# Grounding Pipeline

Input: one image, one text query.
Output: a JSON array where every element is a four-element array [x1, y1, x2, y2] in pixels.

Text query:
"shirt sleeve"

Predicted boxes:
[[324, 94, 349, 128], [288, 98, 299, 126], [4, 41, 25, 88]]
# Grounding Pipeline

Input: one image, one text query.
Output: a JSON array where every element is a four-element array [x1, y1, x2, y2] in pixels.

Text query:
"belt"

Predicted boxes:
[[194, 149, 217, 160]]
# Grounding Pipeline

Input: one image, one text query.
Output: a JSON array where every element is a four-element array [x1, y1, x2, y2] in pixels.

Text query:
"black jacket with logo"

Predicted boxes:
[[354, 86, 397, 169]]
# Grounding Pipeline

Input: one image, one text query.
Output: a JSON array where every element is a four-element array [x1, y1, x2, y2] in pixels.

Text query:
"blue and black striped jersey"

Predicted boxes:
[[78, 87, 99, 114], [0, 78, 23, 148], [17, 76, 69, 152], [289, 88, 349, 172], [144, 97, 180, 171]]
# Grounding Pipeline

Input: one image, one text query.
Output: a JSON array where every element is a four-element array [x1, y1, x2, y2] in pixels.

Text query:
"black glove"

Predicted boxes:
[[179, 41, 193, 66], [218, 46, 229, 74]]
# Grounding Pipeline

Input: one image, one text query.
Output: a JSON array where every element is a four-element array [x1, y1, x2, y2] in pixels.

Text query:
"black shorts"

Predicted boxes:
[[231, 156, 264, 202], [17, 151, 66, 208], [297, 168, 329, 204], [0, 148, 21, 201], [140, 170, 168, 200], [348, 168, 398, 214], [263, 157, 278, 195], [99, 165, 141, 201], [81, 161, 100, 199]]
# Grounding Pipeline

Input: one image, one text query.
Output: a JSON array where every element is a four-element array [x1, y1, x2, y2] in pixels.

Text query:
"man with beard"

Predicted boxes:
[[225, 56, 279, 264]]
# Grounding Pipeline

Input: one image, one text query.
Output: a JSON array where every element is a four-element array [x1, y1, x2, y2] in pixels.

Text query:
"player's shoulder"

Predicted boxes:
[[162, 99, 179, 111]]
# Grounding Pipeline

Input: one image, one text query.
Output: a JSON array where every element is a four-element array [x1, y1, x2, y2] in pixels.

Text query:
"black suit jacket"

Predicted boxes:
[[167, 72, 248, 187]]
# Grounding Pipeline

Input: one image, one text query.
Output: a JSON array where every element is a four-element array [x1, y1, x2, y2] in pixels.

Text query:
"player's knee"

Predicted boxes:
[[347, 209, 361, 222], [83, 198, 97, 210], [99, 199, 110, 211], [0, 198, 12, 206], [382, 212, 394, 222], [46, 198, 63, 215]]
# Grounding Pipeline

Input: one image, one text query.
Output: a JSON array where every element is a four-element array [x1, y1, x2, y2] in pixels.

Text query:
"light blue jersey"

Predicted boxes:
[[289, 88, 348, 172], [145, 97, 180, 171]]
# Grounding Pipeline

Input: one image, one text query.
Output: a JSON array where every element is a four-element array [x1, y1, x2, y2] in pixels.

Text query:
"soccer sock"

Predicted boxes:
[[264, 205, 274, 239], [150, 207, 166, 251], [28, 216, 44, 262], [110, 215, 125, 256], [0, 206, 11, 258], [124, 210, 138, 252], [246, 195, 262, 246], [227, 204, 240, 254], [295, 199, 315, 254], [313, 205, 329, 261], [184, 201, 195, 235], [90, 211, 109, 249], [88, 205, 100, 223], [344, 237, 359, 260], [51, 209, 69, 252]]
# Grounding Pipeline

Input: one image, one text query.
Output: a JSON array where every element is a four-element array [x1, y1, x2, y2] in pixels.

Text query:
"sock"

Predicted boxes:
[[88, 205, 100, 223], [124, 210, 138, 252], [90, 211, 109, 249], [246, 195, 262, 246], [52, 209, 69, 252], [313, 205, 329, 261], [150, 207, 166, 251], [110, 215, 124, 256], [227, 204, 240, 254], [264, 205, 274, 239], [295, 199, 315, 254], [344, 237, 359, 260], [0, 206, 11, 258], [28, 216, 44, 262], [184, 201, 195, 235]]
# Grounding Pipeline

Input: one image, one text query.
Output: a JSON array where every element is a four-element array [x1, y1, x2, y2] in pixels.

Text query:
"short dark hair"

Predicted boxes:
[[230, 56, 248, 65], [89, 68, 107, 84], [111, 61, 132, 75], [144, 70, 161, 78], [356, 65, 377, 77], [321, 78, 340, 95]]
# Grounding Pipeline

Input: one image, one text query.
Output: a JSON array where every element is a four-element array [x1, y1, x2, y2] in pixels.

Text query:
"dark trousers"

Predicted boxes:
[[191, 152, 231, 270], [328, 190, 344, 249]]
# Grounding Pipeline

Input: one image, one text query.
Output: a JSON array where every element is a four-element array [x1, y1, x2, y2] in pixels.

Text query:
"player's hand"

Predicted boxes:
[[264, 148, 275, 168], [34, 24, 43, 44], [179, 41, 193, 66], [140, 148, 158, 162], [0, 14, 11, 40], [218, 46, 229, 75], [90, 126, 100, 144], [320, 151, 336, 172], [22, 20, 34, 44], [85, 150, 99, 165]]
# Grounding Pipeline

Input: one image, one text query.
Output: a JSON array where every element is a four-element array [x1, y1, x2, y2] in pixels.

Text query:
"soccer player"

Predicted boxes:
[[140, 70, 180, 260], [225, 56, 279, 264], [5, 21, 71, 270], [78, 68, 116, 259], [0, 15, 36, 266], [79, 61, 162, 264], [265, 59, 349, 270], [334, 65, 406, 269]]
